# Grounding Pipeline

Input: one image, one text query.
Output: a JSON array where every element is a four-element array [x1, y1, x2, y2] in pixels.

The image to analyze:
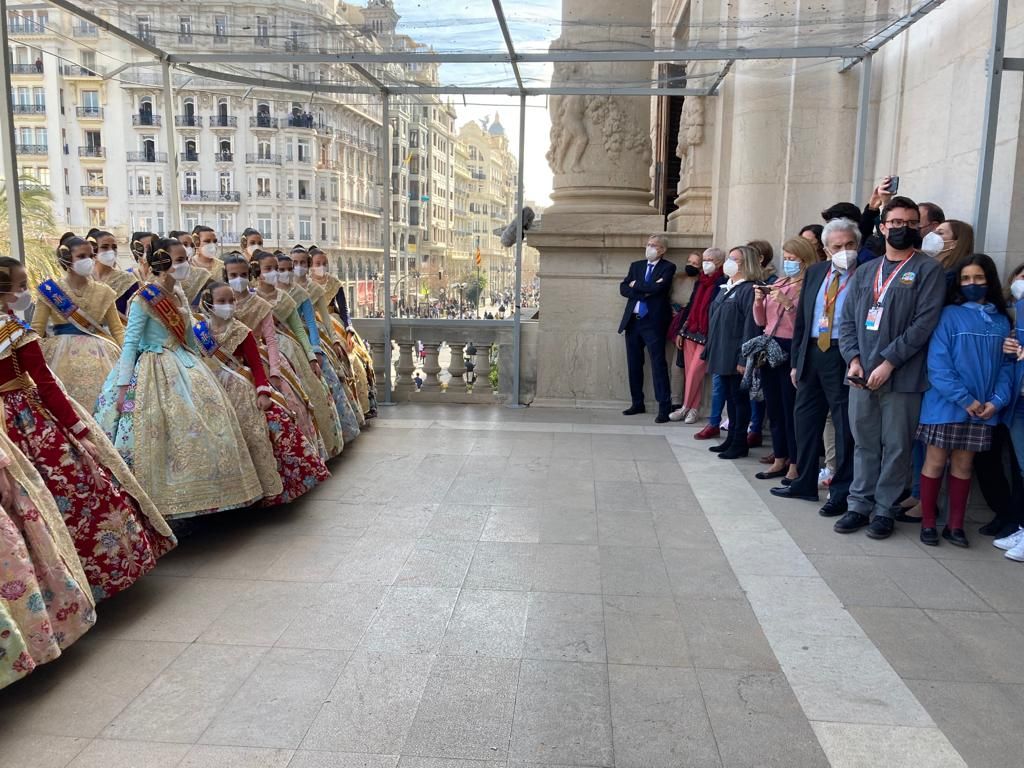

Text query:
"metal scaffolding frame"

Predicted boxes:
[[0, 0, 1011, 406]]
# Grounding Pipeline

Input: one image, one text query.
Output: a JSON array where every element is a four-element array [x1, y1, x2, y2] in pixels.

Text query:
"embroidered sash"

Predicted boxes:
[[138, 283, 188, 348], [37, 279, 116, 344], [0, 315, 34, 359], [194, 319, 291, 412]]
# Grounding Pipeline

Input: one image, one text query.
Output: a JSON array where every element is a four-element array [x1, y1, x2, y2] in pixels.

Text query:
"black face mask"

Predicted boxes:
[[684, 264, 700, 278], [885, 226, 922, 251]]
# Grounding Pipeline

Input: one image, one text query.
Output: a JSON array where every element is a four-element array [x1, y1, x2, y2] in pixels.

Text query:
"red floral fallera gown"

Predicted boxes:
[[0, 315, 175, 601]]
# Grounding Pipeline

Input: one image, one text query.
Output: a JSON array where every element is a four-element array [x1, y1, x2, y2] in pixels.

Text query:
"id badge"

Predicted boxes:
[[865, 305, 883, 331], [817, 316, 830, 334]]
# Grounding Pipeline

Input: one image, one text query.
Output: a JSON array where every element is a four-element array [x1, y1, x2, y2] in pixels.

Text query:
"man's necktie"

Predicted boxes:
[[818, 271, 841, 352], [636, 263, 654, 319]]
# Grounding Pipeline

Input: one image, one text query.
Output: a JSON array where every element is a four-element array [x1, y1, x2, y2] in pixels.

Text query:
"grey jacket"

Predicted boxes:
[[838, 251, 946, 393]]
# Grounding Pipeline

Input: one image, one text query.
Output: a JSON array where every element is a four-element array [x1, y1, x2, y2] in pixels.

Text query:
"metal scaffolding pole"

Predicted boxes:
[[381, 91, 394, 404], [0, 0, 24, 261], [161, 59, 181, 231], [510, 93, 526, 408], [851, 53, 873, 205], [973, 0, 1008, 251]]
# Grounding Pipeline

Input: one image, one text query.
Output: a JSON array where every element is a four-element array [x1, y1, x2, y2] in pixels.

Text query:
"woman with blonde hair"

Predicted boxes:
[[752, 236, 817, 481]]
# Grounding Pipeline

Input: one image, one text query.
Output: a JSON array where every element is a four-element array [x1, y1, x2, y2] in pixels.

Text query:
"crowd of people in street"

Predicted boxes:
[[0, 225, 377, 690], [622, 177, 1024, 559]]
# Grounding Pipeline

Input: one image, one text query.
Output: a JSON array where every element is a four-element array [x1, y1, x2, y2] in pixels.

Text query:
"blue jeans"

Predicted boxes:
[[750, 397, 766, 435], [708, 374, 725, 427]]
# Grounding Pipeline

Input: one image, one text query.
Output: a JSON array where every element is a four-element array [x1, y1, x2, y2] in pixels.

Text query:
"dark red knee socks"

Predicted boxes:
[[947, 475, 971, 531], [919, 473, 942, 529]]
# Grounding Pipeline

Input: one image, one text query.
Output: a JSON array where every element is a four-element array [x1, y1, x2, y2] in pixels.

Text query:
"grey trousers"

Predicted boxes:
[[848, 387, 922, 519]]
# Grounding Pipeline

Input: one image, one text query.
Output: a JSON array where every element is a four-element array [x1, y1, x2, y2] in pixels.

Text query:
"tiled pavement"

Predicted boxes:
[[2, 404, 1024, 767]]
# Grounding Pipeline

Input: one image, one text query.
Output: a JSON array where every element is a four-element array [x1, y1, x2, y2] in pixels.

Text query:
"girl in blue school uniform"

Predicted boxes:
[[916, 254, 1013, 548]]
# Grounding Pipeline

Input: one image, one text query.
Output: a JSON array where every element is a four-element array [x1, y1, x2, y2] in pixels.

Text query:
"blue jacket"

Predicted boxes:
[[1002, 299, 1024, 425], [920, 302, 1013, 426]]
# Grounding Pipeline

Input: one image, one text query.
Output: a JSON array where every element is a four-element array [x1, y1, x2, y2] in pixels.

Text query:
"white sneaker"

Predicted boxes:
[[1005, 539, 1024, 562], [818, 467, 834, 488], [668, 408, 685, 422], [994, 527, 1024, 551], [684, 409, 699, 424]]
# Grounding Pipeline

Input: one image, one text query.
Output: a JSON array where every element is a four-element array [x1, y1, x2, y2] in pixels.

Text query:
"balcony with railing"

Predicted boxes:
[[80, 185, 107, 197], [11, 104, 45, 115], [175, 115, 202, 128], [78, 146, 105, 158], [178, 33, 193, 44], [254, 190, 278, 199], [128, 188, 163, 197], [72, 23, 98, 37], [180, 190, 241, 203], [11, 63, 42, 75], [246, 153, 282, 165], [286, 115, 316, 130], [132, 114, 162, 127], [126, 151, 167, 163], [61, 65, 100, 78], [353, 317, 538, 404], [180, 152, 199, 163], [284, 38, 310, 53], [7, 21, 47, 34], [137, 30, 156, 44], [214, 151, 235, 162], [250, 116, 279, 129], [76, 106, 103, 119], [341, 201, 384, 216], [15, 144, 47, 155], [210, 115, 237, 128]]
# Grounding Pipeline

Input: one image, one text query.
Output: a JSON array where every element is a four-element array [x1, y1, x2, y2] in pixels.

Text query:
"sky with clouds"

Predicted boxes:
[[392, 0, 558, 205]]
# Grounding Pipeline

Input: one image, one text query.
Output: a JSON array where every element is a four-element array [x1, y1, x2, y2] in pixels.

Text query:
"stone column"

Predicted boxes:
[[667, 95, 714, 237], [396, 341, 416, 397], [447, 342, 466, 390], [545, 0, 656, 215], [421, 343, 442, 392]]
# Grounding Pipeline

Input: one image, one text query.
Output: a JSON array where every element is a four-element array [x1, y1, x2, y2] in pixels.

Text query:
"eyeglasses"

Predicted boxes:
[[883, 218, 920, 229]]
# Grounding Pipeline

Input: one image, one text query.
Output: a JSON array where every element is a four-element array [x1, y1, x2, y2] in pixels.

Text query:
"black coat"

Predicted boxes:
[[701, 281, 761, 376], [791, 261, 831, 381], [618, 259, 677, 334]]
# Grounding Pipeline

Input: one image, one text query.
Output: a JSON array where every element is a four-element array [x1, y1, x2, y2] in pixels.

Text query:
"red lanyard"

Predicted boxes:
[[823, 268, 849, 314], [872, 255, 913, 305]]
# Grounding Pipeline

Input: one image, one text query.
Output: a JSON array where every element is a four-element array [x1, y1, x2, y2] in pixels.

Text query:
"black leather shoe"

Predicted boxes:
[[622, 405, 646, 416], [755, 468, 788, 480], [920, 527, 939, 546], [654, 413, 670, 424], [718, 447, 749, 460], [770, 486, 818, 502], [780, 477, 792, 487], [942, 527, 969, 547], [709, 443, 730, 453], [865, 516, 895, 540], [818, 497, 847, 517], [834, 511, 870, 534]]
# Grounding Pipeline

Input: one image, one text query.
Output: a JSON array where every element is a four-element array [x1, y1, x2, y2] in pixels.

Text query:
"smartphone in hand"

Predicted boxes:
[[847, 374, 867, 387], [887, 175, 900, 195]]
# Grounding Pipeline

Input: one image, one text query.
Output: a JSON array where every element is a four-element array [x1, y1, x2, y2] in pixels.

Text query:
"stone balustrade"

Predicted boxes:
[[353, 316, 539, 405]]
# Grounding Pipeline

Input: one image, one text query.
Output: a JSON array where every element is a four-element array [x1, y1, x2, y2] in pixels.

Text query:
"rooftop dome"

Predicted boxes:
[[488, 113, 505, 136]]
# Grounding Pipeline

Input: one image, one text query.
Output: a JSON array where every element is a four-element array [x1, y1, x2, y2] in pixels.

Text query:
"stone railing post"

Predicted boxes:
[[421, 342, 441, 391], [448, 342, 466, 391], [396, 341, 416, 395]]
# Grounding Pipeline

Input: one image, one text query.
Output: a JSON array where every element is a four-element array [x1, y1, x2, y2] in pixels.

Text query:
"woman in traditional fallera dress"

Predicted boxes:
[[94, 240, 264, 520], [278, 251, 361, 442], [310, 247, 377, 418], [170, 229, 212, 308], [197, 282, 330, 505], [191, 225, 223, 271], [251, 250, 344, 458], [0, 257, 175, 601], [89, 229, 140, 322], [31, 236, 124, 410], [0, 432, 96, 689], [224, 254, 325, 456]]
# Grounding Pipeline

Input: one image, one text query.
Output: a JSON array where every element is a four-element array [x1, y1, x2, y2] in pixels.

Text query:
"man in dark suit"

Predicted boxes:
[[770, 218, 860, 517], [619, 234, 677, 423]]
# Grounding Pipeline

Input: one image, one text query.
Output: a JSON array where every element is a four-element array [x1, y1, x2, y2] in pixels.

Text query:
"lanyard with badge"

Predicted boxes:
[[866, 255, 913, 331], [817, 267, 849, 336]]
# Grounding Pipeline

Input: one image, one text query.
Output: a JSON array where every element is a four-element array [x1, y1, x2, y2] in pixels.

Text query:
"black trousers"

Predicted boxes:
[[625, 315, 671, 412], [721, 374, 751, 449], [791, 343, 854, 499]]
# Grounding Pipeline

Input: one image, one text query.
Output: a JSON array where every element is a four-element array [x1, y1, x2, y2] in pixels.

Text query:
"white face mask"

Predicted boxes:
[[645, 246, 660, 262], [228, 276, 249, 293], [246, 244, 261, 257], [831, 249, 856, 271], [277, 270, 293, 285], [170, 262, 191, 281], [71, 257, 95, 277], [1012, 279, 1024, 302], [201, 243, 218, 259], [184, 246, 195, 259], [212, 304, 235, 320], [261, 270, 279, 285], [294, 265, 309, 277], [312, 266, 327, 277], [702, 260, 716, 276], [9, 290, 30, 312], [97, 250, 118, 267], [920, 231, 945, 257], [723, 259, 740, 278]]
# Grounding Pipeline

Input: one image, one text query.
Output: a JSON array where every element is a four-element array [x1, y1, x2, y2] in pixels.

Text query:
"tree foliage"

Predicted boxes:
[[0, 180, 60, 287]]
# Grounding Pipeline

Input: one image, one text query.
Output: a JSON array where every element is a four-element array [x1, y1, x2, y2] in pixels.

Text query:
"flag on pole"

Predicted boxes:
[[475, 247, 482, 266]]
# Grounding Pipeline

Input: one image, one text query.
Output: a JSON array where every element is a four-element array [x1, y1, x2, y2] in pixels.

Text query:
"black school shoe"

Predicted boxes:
[[818, 497, 847, 517], [920, 527, 939, 546], [622, 405, 646, 416], [942, 527, 969, 548], [834, 511, 870, 534], [865, 516, 894, 540]]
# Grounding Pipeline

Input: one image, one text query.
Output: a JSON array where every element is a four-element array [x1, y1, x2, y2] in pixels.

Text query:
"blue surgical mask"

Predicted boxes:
[[961, 284, 987, 303], [783, 261, 801, 278]]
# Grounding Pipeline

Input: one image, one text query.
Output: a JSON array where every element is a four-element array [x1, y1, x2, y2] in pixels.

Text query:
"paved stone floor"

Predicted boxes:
[[2, 404, 1024, 767]]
